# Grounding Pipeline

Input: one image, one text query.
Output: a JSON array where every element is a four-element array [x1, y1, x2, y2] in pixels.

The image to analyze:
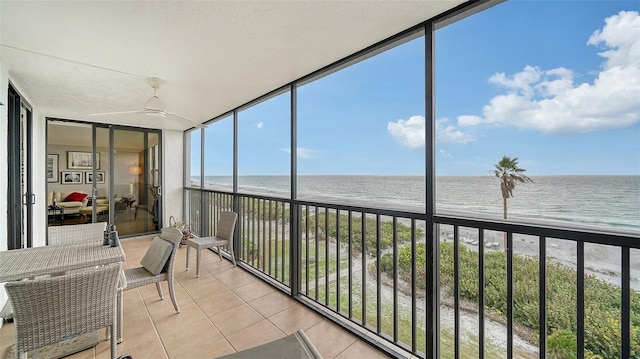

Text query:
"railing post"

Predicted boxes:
[[233, 193, 240, 262], [622, 247, 631, 359], [290, 203, 301, 297], [203, 192, 211, 236], [425, 21, 440, 359]]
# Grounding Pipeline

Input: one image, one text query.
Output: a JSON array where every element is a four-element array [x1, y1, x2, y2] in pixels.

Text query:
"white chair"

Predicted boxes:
[[186, 211, 238, 277], [6, 263, 122, 359]]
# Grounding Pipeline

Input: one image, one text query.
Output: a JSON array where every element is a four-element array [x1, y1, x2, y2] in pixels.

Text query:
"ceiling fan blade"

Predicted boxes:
[[168, 112, 206, 128], [90, 110, 144, 116]]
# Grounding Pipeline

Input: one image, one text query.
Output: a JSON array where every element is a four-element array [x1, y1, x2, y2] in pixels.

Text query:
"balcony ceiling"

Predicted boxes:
[[1, 1, 466, 131]]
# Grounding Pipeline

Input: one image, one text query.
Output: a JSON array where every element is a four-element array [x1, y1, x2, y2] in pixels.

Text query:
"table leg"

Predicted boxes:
[[186, 244, 190, 271], [196, 246, 201, 278]]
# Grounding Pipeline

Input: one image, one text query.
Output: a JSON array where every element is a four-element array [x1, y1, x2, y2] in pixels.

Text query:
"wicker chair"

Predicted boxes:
[[48, 222, 107, 245], [186, 211, 238, 277], [5, 262, 122, 359], [118, 227, 182, 340]]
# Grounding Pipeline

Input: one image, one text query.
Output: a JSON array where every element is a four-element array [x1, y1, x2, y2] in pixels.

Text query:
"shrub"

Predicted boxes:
[[302, 211, 421, 256], [381, 241, 640, 358]]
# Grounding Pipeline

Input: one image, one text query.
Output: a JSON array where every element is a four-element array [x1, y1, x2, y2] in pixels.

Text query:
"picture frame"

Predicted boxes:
[[47, 154, 59, 183], [85, 171, 105, 184], [61, 171, 83, 184], [67, 151, 100, 170]]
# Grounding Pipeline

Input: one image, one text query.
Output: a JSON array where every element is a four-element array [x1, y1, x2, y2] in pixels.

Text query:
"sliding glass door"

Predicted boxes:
[[47, 121, 161, 237], [7, 85, 33, 249], [110, 128, 161, 236]]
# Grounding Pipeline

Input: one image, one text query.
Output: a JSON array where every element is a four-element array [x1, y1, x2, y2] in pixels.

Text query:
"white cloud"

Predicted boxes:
[[256, 122, 263, 129], [281, 147, 316, 158], [457, 115, 483, 127], [387, 116, 475, 147], [460, 11, 640, 134], [387, 115, 425, 148], [437, 119, 476, 144], [439, 149, 452, 158]]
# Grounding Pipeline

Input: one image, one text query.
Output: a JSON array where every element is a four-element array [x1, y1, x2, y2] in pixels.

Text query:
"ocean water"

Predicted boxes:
[[196, 175, 640, 233]]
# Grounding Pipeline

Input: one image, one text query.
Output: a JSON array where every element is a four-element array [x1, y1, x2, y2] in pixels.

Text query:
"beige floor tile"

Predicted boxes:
[[162, 319, 225, 358], [97, 332, 166, 359], [209, 303, 264, 337], [268, 303, 324, 335], [153, 306, 215, 339], [0, 322, 14, 349], [225, 319, 285, 352], [177, 276, 226, 300], [305, 320, 358, 359], [214, 268, 257, 289], [174, 337, 235, 359], [232, 279, 276, 302], [65, 346, 95, 359], [0, 343, 12, 359], [248, 290, 296, 317], [335, 340, 392, 358], [195, 290, 245, 317]]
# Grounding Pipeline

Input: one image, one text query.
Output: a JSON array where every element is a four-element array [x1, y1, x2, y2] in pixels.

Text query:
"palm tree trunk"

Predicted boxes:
[[503, 197, 508, 252]]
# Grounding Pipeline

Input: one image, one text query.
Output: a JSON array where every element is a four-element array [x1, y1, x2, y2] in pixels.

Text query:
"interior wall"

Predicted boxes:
[[46, 145, 109, 199], [162, 129, 184, 225], [31, 109, 47, 248]]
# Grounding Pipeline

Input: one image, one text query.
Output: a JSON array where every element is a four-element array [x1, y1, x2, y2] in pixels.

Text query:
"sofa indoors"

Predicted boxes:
[[79, 197, 110, 222], [47, 191, 89, 215]]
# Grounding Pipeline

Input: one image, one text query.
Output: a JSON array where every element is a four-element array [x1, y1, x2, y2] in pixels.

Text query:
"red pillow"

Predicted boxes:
[[64, 192, 88, 202]]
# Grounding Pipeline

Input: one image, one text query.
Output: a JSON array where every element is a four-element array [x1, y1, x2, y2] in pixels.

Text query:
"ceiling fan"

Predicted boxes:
[[91, 77, 205, 128]]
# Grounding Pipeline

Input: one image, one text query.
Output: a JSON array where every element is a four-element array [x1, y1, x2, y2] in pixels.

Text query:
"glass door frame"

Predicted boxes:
[[7, 84, 33, 250], [90, 124, 163, 236]]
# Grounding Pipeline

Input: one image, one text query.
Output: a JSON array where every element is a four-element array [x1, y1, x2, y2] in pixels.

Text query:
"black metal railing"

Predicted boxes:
[[185, 187, 640, 359]]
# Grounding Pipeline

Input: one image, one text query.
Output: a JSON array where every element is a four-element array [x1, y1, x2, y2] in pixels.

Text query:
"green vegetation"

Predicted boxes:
[[237, 207, 639, 358], [241, 197, 290, 222], [379, 242, 640, 358], [301, 210, 421, 255], [310, 277, 511, 358]]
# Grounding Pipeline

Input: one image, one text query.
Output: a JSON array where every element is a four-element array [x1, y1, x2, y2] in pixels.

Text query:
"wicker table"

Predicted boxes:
[[0, 241, 125, 282], [0, 241, 126, 356]]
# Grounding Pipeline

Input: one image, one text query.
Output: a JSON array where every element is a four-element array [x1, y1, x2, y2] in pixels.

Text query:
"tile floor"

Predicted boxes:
[[0, 235, 391, 359]]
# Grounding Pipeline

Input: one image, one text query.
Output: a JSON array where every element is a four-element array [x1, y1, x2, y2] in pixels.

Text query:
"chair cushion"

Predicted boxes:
[[140, 237, 173, 275]]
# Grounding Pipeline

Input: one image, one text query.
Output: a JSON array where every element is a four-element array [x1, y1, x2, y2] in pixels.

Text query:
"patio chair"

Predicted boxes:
[[186, 211, 238, 277], [48, 222, 107, 245], [5, 262, 122, 359], [122, 227, 183, 313]]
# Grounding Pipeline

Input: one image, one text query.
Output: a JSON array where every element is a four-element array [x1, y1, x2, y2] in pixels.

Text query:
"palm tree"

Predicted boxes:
[[492, 155, 533, 251]]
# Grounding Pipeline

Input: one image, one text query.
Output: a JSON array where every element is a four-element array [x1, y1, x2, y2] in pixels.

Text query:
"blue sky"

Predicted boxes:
[[431, 0, 640, 175], [200, 0, 640, 177]]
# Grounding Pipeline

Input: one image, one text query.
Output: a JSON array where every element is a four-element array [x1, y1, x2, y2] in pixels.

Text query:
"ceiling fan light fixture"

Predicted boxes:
[[91, 77, 204, 128], [144, 95, 166, 113], [144, 109, 167, 118]]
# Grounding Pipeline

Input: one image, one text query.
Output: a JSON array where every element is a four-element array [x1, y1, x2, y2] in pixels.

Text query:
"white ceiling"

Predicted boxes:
[[1, 1, 468, 131]]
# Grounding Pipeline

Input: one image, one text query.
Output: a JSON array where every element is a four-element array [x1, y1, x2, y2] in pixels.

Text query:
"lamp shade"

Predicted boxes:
[[129, 166, 142, 175]]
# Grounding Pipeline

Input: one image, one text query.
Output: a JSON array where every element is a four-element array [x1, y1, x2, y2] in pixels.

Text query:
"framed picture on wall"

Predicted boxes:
[[61, 171, 83, 184], [47, 154, 59, 183], [67, 151, 100, 170], [85, 171, 105, 184]]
